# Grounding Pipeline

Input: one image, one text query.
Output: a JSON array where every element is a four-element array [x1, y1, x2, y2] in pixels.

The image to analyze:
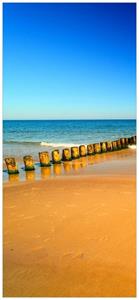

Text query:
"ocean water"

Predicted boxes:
[[3, 119, 136, 159]]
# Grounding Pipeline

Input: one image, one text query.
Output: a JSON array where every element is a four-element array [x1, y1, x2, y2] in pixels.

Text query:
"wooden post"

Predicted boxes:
[[120, 138, 126, 148], [23, 155, 35, 171], [79, 145, 86, 157], [39, 151, 51, 167], [87, 144, 95, 155], [52, 149, 61, 164], [128, 137, 132, 145], [71, 147, 80, 159], [5, 157, 19, 174], [112, 141, 117, 151], [106, 141, 113, 151], [116, 139, 122, 150], [93, 143, 101, 154], [62, 148, 72, 161], [101, 142, 107, 153], [125, 138, 129, 146], [131, 136, 136, 144]]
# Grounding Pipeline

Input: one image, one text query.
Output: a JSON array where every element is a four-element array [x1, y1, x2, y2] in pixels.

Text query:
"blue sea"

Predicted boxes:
[[3, 119, 136, 159]]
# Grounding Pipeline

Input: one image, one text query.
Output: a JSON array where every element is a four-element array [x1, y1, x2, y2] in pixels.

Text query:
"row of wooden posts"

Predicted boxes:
[[5, 135, 136, 175]]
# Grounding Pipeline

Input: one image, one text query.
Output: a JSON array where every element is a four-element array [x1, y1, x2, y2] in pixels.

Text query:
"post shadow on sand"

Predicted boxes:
[[53, 163, 62, 176], [63, 161, 72, 173], [41, 166, 51, 179], [9, 173, 20, 183], [25, 170, 36, 181]]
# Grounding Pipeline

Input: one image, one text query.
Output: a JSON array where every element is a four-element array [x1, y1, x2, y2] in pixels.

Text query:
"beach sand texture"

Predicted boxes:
[[3, 149, 136, 297]]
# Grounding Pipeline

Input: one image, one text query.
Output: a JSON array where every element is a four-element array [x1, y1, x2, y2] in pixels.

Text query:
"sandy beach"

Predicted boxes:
[[3, 149, 136, 297]]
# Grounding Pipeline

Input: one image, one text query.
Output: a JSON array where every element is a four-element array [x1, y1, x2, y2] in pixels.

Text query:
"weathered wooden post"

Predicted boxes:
[[131, 135, 136, 144], [101, 142, 107, 153], [116, 139, 122, 150], [93, 143, 101, 154], [112, 141, 117, 151], [120, 138, 126, 148], [5, 157, 19, 174], [87, 144, 95, 155], [128, 136, 136, 145], [52, 149, 61, 164], [128, 137, 132, 145], [71, 147, 80, 159], [23, 155, 35, 171], [128, 137, 131, 145], [79, 145, 86, 157], [125, 137, 129, 146], [62, 148, 72, 161], [39, 151, 51, 167], [106, 141, 113, 151]]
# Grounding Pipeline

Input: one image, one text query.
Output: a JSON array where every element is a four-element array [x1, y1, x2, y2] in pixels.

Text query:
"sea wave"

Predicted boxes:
[[4, 140, 81, 148], [40, 142, 81, 147], [128, 145, 136, 150], [4, 140, 136, 149], [4, 140, 40, 145]]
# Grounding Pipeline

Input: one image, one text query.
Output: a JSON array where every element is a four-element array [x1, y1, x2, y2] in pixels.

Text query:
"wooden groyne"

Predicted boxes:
[[5, 158, 19, 175], [23, 155, 35, 171], [4, 135, 136, 174], [39, 151, 51, 167]]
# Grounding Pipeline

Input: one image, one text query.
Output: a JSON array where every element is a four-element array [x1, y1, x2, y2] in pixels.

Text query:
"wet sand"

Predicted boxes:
[[3, 149, 136, 297]]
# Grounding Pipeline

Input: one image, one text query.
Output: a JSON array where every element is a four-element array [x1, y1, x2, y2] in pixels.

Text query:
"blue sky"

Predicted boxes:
[[3, 3, 136, 120]]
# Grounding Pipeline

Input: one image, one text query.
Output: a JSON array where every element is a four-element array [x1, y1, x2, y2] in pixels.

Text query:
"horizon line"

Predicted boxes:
[[3, 118, 136, 121]]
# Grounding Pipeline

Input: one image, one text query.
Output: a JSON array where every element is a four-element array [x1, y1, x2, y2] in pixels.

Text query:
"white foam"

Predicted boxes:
[[40, 142, 82, 147], [128, 145, 136, 150]]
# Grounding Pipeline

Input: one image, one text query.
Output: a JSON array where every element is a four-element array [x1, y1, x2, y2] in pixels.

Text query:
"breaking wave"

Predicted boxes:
[[4, 140, 81, 148], [128, 145, 136, 150], [40, 142, 81, 147], [4, 140, 136, 149]]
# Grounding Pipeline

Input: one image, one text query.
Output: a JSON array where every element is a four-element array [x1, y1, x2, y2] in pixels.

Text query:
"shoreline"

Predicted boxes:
[[3, 149, 136, 296], [3, 148, 136, 185]]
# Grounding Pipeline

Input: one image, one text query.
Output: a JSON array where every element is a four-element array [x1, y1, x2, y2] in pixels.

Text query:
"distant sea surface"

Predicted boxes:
[[3, 120, 136, 159]]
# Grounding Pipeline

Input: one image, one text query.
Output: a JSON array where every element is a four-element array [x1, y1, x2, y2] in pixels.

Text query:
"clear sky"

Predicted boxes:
[[3, 3, 136, 120]]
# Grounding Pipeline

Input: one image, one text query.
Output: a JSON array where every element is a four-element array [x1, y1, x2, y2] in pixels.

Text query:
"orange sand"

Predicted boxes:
[[3, 149, 136, 296]]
